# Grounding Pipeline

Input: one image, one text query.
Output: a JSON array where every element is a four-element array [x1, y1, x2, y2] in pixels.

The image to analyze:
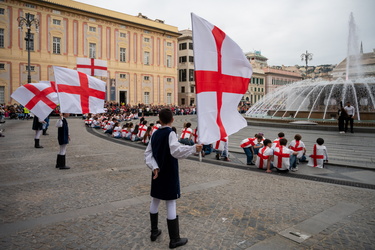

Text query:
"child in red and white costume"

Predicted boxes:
[[112, 122, 122, 138], [273, 138, 298, 172], [288, 134, 307, 171], [307, 138, 328, 168], [179, 122, 194, 145], [255, 139, 273, 172], [272, 132, 285, 149]]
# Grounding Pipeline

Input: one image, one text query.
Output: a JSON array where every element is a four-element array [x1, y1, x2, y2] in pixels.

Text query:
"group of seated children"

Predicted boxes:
[[241, 132, 328, 173]]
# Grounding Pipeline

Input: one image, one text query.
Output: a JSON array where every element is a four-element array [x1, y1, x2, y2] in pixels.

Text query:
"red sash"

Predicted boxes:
[[240, 137, 255, 148], [290, 140, 304, 151], [181, 128, 192, 139]]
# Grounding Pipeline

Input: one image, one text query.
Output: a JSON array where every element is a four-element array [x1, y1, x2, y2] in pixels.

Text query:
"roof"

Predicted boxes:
[[39, 0, 179, 35]]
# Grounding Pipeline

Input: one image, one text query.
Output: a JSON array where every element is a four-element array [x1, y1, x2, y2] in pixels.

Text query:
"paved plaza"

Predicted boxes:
[[0, 116, 375, 249]]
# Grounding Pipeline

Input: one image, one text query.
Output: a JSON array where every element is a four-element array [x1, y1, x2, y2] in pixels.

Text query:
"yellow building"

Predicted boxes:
[[0, 0, 180, 105]]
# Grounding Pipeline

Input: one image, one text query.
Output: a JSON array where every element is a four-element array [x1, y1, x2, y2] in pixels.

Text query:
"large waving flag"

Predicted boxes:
[[76, 57, 108, 77], [11, 81, 58, 120], [192, 13, 252, 144], [54, 66, 106, 114]]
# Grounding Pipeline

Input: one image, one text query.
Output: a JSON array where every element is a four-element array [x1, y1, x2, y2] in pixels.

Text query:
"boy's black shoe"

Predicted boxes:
[[167, 216, 188, 249], [150, 213, 161, 241]]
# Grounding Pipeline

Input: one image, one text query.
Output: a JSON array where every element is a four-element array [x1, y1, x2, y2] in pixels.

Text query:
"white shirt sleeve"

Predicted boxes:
[[55, 118, 63, 128], [144, 139, 159, 171], [169, 131, 196, 159]]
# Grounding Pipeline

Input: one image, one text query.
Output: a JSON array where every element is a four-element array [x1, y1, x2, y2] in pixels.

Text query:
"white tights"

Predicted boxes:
[[59, 144, 67, 155], [150, 197, 176, 220], [34, 130, 42, 139]]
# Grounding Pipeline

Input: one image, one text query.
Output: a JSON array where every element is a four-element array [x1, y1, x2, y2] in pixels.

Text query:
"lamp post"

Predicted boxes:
[[18, 13, 39, 84], [301, 50, 313, 78]]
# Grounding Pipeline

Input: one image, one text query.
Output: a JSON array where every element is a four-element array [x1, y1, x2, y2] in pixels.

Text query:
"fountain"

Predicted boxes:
[[245, 13, 375, 123]]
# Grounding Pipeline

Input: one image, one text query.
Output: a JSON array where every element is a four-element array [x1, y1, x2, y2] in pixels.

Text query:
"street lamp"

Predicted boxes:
[[301, 50, 313, 78], [18, 13, 39, 84]]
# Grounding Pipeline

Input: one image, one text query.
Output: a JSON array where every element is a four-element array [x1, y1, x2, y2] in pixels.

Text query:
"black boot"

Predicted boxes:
[[167, 216, 187, 249], [56, 155, 62, 168], [34, 139, 43, 148], [150, 213, 161, 241], [59, 155, 70, 169], [43, 129, 49, 135]]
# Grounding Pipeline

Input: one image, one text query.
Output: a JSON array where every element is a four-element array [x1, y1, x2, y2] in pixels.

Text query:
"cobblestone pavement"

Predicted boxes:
[[0, 117, 374, 249]]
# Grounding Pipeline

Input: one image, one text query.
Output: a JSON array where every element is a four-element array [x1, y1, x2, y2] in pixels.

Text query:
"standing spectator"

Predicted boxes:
[[338, 101, 348, 133], [344, 101, 355, 133]]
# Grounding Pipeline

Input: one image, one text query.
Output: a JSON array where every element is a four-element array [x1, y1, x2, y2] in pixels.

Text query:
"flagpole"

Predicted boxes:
[[191, 13, 202, 162]]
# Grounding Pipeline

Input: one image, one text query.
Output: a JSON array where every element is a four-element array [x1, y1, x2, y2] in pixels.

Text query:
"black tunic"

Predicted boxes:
[[58, 118, 69, 145], [32, 116, 43, 130], [150, 127, 180, 200]]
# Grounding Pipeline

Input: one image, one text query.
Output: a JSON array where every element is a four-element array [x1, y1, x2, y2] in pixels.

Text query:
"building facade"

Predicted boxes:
[[264, 67, 302, 94], [177, 29, 195, 106], [0, 0, 180, 105]]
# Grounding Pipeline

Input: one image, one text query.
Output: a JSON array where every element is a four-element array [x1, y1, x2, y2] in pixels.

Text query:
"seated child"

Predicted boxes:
[[307, 138, 328, 168], [273, 138, 298, 172], [255, 139, 274, 173]]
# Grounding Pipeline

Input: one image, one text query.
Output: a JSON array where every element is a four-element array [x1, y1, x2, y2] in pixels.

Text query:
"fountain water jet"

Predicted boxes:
[[245, 13, 375, 122]]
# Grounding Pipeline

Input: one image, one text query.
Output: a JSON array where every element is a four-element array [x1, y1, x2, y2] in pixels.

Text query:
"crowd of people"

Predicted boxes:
[[85, 110, 328, 173]]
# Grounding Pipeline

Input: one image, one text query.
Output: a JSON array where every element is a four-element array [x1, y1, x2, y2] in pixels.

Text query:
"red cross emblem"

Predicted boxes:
[[310, 144, 324, 167], [23, 82, 57, 110], [57, 71, 105, 114], [181, 128, 192, 139], [290, 141, 303, 151], [257, 147, 270, 169], [195, 26, 250, 140], [77, 58, 107, 76], [138, 125, 147, 137], [274, 146, 290, 168]]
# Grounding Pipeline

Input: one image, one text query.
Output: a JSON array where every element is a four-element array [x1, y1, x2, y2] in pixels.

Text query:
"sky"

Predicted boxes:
[[75, 0, 375, 66]]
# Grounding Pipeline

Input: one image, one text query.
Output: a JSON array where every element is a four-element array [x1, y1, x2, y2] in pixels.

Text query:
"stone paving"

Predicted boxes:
[[0, 117, 375, 249]]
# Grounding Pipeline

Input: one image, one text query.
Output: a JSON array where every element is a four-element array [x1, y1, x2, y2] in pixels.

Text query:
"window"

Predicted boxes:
[[144, 92, 150, 104], [120, 47, 126, 62], [179, 56, 187, 63], [190, 98, 195, 106], [167, 93, 172, 105], [25, 4, 36, 8], [179, 69, 186, 82], [167, 78, 172, 82], [181, 86, 185, 93], [120, 32, 126, 38], [89, 26, 96, 32], [89, 43, 96, 58], [167, 55, 172, 68], [166, 35, 171, 38], [189, 69, 194, 81], [179, 43, 187, 50], [0, 63, 5, 70], [144, 76, 150, 81], [120, 74, 126, 79], [0, 8, 4, 15], [120, 25, 126, 29], [144, 51, 150, 65], [0, 86, 4, 104], [189, 42, 193, 50], [190, 86, 195, 93], [144, 30, 150, 34], [26, 32, 34, 51], [181, 98, 185, 105], [53, 37, 61, 54], [144, 37, 150, 42], [0, 28, 4, 48], [167, 42, 172, 46], [26, 13, 35, 20], [189, 56, 194, 62], [52, 19, 61, 25], [52, 10, 61, 15], [26, 65, 35, 71]]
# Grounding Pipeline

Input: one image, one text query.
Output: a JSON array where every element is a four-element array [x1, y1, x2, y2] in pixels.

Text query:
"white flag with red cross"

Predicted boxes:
[[53, 66, 106, 114], [76, 57, 108, 77], [191, 13, 252, 144], [11, 81, 58, 120]]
